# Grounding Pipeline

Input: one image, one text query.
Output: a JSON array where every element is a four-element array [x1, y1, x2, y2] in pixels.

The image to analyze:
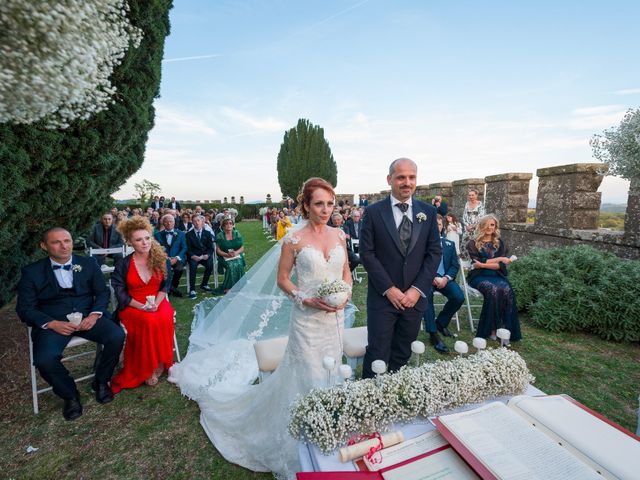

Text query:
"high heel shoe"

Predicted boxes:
[[145, 364, 165, 386]]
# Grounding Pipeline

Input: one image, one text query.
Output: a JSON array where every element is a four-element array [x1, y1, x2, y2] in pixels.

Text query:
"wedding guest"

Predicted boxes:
[[110, 207, 119, 218], [111, 217, 175, 391], [466, 214, 521, 343], [88, 213, 124, 265], [116, 211, 128, 225], [461, 189, 486, 258], [345, 210, 362, 244], [431, 195, 448, 216], [358, 194, 369, 208], [17, 228, 125, 420], [150, 211, 160, 227], [185, 215, 215, 299], [215, 217, 246, 294], [270, 207, 278, 237], [445, 213, 463, 254], [155, 214, 187, 297], [150, 196, 163, 211], [276, 210, 292, 241], [177, 212, 192, 232], [331, 213, 360, 271], [167, 196, 181, 211]]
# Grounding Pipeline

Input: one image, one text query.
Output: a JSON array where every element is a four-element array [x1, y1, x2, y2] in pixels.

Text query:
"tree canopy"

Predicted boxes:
[[0, 0, 172, 307], [591, 108, 640, 180], [277, 119, 337, 199]]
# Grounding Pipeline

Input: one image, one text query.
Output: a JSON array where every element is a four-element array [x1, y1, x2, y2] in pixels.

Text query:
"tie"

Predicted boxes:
[[103, 227, 110, 248], [53, 264, 71, 271], [197, 231, 201, 242], [437, 240, 445, 276], [396, 203, 412, 254]]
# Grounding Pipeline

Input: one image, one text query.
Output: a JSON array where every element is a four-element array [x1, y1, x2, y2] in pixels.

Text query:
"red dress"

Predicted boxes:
[[111, 257, 175, 393]]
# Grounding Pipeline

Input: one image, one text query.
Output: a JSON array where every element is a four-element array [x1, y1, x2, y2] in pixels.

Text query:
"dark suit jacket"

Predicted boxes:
[[176, 219, 192, 232], [360, 197, 442, 312], [344, 219, 362, 239], [111, 255, 172, 311], [436, 201, 448, 217], [186, 229, 215, 258], [167, 200, 181, 211], [154, 230, 187, 262], [150, 200, 164, 210], [438, 237, 460, 280], [16, 255, 110, 328], [466, 238, 509, 282], [89, 223, 124, 250]]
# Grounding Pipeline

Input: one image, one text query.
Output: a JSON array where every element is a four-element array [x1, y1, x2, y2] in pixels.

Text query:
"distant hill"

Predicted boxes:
[[600, 203, 627, 213]]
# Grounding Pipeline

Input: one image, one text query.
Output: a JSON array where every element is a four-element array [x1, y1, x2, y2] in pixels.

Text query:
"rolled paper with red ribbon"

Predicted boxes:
[[338, 431, 404, 463]]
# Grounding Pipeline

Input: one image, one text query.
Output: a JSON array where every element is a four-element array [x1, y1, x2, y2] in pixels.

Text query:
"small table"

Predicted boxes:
[[298, 384, 544, 472]]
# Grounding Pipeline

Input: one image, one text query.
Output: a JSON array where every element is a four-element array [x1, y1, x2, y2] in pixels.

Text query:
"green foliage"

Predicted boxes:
[[277, 118, 337, 199], [0, 0, 173, 307], [510, 245, 640, 342], [598, 212, 625, 230], [134, 178, 161, 203], [591, 108, 640, 180]]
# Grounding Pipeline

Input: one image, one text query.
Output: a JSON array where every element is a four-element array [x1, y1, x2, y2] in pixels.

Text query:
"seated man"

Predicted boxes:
[[155, 214, 187, 297], [185, 215, 215, 299], [423, 215, 465, 354], [331, 212, 360, 271], [16, 228, 125, 420], [88, 212, 124, 266], [344, 210, 362, 251]]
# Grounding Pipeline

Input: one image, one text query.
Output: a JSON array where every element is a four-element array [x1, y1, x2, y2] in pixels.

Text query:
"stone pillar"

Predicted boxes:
[[535, 163, 607, 230], [484, 173, 532, 223], [427, 182, 453, 200], [240, 196, 245, 204], [415, 185, 429, 198], [451, 178, 485, 218], [625, 177, 640, 238], [266, 194, 272, 204]]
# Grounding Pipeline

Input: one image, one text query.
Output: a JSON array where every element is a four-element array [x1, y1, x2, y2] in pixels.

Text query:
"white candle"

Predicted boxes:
[[338, 364, 352, 380], [371, 360, 386, 375], [454, 341, 468, 354], [411, 341, 425, 354], [472, 337, 487, 350], [322, 356, 335, 371]]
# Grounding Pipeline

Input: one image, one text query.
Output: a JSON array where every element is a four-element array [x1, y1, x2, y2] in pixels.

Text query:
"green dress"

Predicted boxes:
[[215, 230, 246, 292]]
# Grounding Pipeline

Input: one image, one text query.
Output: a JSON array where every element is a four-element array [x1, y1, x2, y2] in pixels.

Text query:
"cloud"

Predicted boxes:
[[162, 53, 223, 63], [220, 107, 287, 132], [568, 105, 627, 130], [155, 105, 217, 136], [611, 88, 640, 96]]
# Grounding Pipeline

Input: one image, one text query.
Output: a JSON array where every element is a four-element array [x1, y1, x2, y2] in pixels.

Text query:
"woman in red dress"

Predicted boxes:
[[111, 216, 175, 392]]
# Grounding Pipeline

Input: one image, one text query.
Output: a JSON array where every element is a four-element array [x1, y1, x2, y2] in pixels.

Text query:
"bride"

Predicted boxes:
[[171, 178, 352, 479]]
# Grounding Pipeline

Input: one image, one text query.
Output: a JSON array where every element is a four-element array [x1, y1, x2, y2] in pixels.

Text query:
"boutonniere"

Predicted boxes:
[[416, 212, 427, 223], [71, 264, 82, 273]]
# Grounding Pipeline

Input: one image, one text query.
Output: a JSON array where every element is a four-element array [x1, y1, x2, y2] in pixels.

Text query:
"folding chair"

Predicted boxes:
[[89, 246, 126, 273], [350, 239, 366, 284], [28, 327, 100, 414], [458, 258, 483, 332]]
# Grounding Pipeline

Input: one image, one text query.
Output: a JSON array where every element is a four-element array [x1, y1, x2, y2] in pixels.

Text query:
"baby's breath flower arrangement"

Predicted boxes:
[[0, 0, 143, 128], [289, 348, 534, 453], [317, 279, 351, 297]]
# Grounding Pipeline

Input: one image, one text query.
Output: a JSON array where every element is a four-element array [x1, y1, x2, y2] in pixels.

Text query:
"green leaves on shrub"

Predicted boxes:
[[510, 245, 640, 342]]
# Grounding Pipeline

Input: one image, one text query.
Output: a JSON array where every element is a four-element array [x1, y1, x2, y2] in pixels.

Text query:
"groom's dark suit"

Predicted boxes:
[[360, 196, 442, 378], [16, 255, 125, 401]]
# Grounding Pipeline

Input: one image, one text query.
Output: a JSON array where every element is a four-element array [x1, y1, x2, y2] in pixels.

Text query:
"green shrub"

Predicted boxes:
[[510, 245, 640, 342]]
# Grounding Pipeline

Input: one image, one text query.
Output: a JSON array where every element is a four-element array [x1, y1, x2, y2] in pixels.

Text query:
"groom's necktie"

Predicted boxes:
[[396, 203, 412, 254]]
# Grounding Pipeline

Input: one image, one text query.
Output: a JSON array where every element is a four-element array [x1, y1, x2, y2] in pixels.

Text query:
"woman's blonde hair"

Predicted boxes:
[[473, 214, 501, 250], [117, 216, 167, 277]]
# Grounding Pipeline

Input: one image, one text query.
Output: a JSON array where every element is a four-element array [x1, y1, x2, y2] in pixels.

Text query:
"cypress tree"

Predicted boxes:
[[277, 119, 337, 199], [0, 0, 173, 307]]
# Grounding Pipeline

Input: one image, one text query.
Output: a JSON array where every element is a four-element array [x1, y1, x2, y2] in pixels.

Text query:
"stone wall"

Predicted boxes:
[[359, 162, 639, 260]]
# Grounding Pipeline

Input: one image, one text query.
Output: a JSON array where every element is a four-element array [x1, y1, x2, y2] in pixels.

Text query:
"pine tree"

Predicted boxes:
[[277, 119, 337, 199]]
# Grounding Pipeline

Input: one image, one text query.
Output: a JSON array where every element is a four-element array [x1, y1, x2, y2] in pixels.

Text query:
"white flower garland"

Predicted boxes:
[[0, 0, 143, 128], [289, 348, 534, 453]]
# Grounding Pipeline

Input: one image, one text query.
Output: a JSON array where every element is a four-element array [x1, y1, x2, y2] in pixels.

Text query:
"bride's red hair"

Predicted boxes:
[[297, 178, 335, 219]]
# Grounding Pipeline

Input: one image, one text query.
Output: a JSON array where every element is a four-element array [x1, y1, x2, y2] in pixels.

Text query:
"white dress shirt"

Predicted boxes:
[[390, 195, 413, 228], [50, 260, 73, 288]]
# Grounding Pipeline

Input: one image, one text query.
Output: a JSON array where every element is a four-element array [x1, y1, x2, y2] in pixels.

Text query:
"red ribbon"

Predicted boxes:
[[347, 431, 384, 464]]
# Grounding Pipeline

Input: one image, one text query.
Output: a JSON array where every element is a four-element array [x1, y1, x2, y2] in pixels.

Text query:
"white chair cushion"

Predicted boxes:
[[342, 326, 368, 358], [67, 336, 91, 348], [253, 336, 288, 372]]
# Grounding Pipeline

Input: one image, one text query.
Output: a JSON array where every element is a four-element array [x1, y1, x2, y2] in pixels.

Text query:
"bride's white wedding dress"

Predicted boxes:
[[173, 233, 346, 479]]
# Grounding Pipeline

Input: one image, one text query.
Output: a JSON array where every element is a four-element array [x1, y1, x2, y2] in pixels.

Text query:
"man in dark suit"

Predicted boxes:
[[360, 158, 442, 378], [167, 196, 181, 211], [150, 195, 163, 211], [88, 213, 124, 265], [185, 215, 215, 299], [432, 195, 448, 217], [331, 213, 360, 271], [344, 210, 363, 245], [423, 215, 465, 353], [177, 212, 192, 232], [16, 228, 125, 420], [155, 214, 187, 297]]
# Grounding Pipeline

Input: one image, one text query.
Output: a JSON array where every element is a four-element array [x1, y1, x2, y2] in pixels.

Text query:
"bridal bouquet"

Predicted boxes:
[[316, 280, 351, 308], [289, 348, 534, 453]]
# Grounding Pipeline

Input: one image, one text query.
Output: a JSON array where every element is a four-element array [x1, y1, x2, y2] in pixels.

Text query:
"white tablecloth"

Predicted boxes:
[[298, 384, 544, 472]]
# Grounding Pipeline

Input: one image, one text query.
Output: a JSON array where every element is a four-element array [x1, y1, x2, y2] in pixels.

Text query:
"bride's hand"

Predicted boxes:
[[303, 297, 338, 312]]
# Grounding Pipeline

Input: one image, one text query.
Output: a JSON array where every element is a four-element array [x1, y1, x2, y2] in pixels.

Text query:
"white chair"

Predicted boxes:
[[253, 336, 288, 382], [350, 239, 366, 284], [342, 326, 368, 371], [89, 246, 126, 273], [28, 327, 99, 414], [458, 258, 483, 332]]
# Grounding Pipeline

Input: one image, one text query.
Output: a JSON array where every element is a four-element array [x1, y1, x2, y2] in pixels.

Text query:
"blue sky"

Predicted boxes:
[[115, 0, 639, 203]]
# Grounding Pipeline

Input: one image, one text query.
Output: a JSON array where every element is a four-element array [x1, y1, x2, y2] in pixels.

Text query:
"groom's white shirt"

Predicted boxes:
[[390, 194, 413, 228]]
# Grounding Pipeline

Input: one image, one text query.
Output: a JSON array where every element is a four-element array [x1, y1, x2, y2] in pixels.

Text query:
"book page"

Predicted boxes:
[[382, 447, 479, 480], [364, 430, 448, 471], [509, 395, 640, 479], [438, 402, 601, 480]]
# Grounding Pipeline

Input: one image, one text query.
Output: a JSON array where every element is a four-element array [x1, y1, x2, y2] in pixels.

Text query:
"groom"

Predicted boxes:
[[360, 158, 442, 378]]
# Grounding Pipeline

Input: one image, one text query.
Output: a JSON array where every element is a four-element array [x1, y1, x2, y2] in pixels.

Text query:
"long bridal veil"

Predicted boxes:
[[169, 226, 356, 401]]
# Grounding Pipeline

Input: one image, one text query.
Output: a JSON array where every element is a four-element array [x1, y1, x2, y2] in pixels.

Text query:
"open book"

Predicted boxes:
[[433, 395, 640, 480]]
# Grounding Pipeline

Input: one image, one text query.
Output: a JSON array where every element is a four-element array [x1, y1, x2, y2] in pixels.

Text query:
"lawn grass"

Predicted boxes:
[[1, 219, 638, 479]]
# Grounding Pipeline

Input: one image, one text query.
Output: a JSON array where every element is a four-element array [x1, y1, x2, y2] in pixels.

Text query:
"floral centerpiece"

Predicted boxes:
[[289, 348, 534, 453], [316, 279, 351, 308]]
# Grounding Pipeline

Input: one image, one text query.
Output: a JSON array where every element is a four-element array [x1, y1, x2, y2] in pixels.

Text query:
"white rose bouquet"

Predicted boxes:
[[316, 280, 351, 308]]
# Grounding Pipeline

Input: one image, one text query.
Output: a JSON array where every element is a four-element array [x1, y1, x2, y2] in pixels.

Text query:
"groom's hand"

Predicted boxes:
[[400, 287, 421, 309], [385, 287, 406, 310]]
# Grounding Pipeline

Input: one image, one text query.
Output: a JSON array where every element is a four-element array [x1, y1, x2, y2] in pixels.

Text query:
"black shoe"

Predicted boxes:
[[200, 285, 212, 292], [436, 322, 455, 338], [63, 396, 83, 421], [170, 289, 183, 298], [91, 380, 114, 404], [433, 341, 450, 354]]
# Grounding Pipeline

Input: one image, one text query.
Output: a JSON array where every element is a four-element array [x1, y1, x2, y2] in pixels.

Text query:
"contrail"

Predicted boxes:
[[162, 53, 223, 63]]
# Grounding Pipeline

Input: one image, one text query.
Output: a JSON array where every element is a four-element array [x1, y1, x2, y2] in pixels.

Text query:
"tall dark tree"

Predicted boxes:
[[0, 0, 173, 307], [277, 119, 337, 199]]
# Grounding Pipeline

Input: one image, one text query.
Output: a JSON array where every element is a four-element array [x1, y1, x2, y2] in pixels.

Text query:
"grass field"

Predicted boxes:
[[1, 220, 638, 479]]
